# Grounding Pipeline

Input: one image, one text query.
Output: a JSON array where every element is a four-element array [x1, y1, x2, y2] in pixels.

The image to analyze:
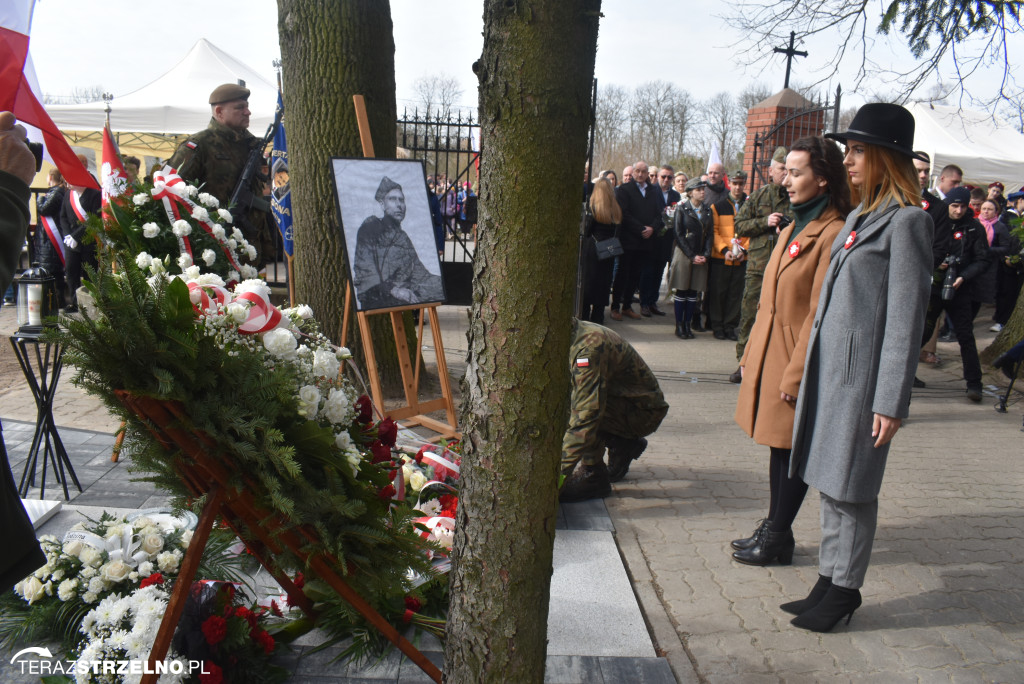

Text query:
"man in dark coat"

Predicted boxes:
[[0, 111, 47, 592], [168, 83, 276, 268], [637, 165, 680, 317], [60, 154, 101, 312], [611, 161, 664, 320]]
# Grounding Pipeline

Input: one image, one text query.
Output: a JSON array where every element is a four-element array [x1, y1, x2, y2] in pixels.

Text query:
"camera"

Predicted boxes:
[[26, 140, 43, 173], [941, 255, 960, 301], [777, 215, 792, 230]]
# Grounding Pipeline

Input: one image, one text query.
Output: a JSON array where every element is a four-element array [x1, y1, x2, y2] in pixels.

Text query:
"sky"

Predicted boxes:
[[26, 0, 1015, 119]]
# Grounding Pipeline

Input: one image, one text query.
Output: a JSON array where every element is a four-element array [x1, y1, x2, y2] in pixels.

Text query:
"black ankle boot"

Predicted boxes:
[[780, 575, 832, 615], [790, 584, 862, 632], [731, 525, 795, 566], [675, 322, 686, 339], [683, 319, 694, 339], [559, 461, 612, 502], [731, 519, 768, 551]]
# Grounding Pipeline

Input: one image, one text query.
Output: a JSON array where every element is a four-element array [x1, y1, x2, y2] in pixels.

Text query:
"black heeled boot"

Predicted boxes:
[[790, 584, 862, 632], [731, 524, 794, 566], [675, 322, 686, 339], [780, 575, 832, 615], [731, 519, 768, 551]]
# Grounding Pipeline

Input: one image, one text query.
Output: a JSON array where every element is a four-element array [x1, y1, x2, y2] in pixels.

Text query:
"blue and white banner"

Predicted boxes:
[[270, 92, 293, 257]]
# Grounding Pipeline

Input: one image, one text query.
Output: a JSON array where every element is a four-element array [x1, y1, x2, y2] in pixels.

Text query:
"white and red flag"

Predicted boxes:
[[101, 125, 128, 216], [0, 1, 97, 189]]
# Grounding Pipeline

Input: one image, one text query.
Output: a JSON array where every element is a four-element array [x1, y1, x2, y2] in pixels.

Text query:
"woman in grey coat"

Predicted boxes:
[[783, 103, 935, 632]]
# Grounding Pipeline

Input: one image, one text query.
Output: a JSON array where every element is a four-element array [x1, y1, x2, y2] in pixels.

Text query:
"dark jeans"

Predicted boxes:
[[709, 259, 745, 333], [921, 285, 981, 385], [611, 250, 644, 310], [639, 250, 669, 307]]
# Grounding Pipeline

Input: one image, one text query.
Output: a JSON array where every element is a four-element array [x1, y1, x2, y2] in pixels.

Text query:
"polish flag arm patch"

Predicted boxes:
[[576, 357, 590, 368], [185, 141, 197, 149]]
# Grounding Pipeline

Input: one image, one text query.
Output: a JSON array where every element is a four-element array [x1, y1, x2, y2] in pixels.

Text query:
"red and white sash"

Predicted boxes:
[[39, 216, 66, 266], [70, 190, 89, 223]]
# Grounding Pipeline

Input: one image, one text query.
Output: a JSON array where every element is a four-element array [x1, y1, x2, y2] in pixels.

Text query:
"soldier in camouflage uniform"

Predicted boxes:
[[560, 320, 669, 502], [167, 83, 276, 269], [730, 147, 792, 382]]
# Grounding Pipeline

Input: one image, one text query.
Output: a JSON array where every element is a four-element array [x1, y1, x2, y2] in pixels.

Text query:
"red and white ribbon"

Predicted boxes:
[[186, 282, 231, 313], [235, 289, 283, 334], [420, 450, 460, 481], [152, 167, 243, 273], [70, 190, 89, 223], [40, 216, 65, 266]]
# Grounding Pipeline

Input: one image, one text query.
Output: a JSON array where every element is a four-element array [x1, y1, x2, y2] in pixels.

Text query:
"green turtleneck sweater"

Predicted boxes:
[[787, 193, 829, 252]]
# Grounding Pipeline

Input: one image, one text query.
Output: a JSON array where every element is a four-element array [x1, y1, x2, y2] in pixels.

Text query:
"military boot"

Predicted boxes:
[[603, 434, 648, 482], [559, 461, 612, 502]]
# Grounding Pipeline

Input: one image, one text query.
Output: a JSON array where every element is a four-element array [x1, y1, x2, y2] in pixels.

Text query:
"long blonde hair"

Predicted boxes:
[[589, 177, 622, 225], [852, 143, 922, 214]]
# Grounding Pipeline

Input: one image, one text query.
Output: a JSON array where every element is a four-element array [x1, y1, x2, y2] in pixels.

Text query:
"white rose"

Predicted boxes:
[[172, 219, 192, 237], [313, 349, 341, 380], [334, 431, 353, 451], [180, 530, 194, 549], [218, 208, 233, 224], [101, 560, 132, 583], [202, 249, 216, 266], [410, 471, 428, 492], [142, 222, 160, 238], [191, 206, 210, 223], [336, 346, 352, 360], [57, 578, 79, 602], [63, 539, 84, 557], [198, 192, 220, 208], [296, 304, 314, 319], [17, 576, 46, 604], [140, 533, 164, 556], [177, 253, 193, 270], [133, 193, 150, 206], [149, 258, 166, 275], [263, 327, 298, 359], [297, 385, 321, 420], [135, 252, 153, 269], [226, 301, 248, 323]]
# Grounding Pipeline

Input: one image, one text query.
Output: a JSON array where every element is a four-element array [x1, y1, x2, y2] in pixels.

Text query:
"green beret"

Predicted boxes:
[[375, 176, 403, 202], [209, 83, 250, 105], [772, 147, 788, 164]]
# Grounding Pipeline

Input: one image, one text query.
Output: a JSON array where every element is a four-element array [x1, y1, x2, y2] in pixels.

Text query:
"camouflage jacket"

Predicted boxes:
[[734, 182, 791, 274], [562, 320, 668, 468]]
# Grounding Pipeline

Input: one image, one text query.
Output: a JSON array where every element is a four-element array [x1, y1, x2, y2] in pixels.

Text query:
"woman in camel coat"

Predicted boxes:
[[732, 136, 851, 566]]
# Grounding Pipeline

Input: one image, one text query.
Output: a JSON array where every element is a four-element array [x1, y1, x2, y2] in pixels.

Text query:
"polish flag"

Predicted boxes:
[[0, 1, 97, 189], [101, 125, 129, 218]]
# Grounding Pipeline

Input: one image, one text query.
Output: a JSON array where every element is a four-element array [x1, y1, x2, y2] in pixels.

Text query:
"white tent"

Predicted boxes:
[[45, 39, 277, 156], [908, 102, 1024, 192]]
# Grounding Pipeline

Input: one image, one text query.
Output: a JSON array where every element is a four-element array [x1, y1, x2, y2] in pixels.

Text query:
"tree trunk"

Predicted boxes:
[[444, 2, 602, 682], [982, 285, 1023, 375], [277, 0, 416, 396]]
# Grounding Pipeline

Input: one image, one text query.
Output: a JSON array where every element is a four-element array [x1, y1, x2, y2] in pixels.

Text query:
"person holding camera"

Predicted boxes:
[[920, 186, 990, 402]]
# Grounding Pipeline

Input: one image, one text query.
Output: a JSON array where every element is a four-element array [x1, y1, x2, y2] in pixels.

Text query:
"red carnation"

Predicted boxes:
[[414, 446, 427, 464], [387, 468, 398, 481], [252, 628, 275, 655], [402, 608, 415, 624], [235, 606, 257, 628], [354, 395, 373, 423], [201, 615, 228, 645], [404, 596, 422, 612], [199, 662, 223, 684], [139, 573, 164, 588], [370, 440, 391, 464], [379, 484, 396, 500], [377, 418, 398, 447]]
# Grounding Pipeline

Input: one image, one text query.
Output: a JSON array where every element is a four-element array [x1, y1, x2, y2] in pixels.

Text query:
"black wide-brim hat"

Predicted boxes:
[[825, 103, 929, 162]]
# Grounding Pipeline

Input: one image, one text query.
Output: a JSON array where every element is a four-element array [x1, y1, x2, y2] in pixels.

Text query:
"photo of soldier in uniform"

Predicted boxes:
[[332, 158, 446, 311]]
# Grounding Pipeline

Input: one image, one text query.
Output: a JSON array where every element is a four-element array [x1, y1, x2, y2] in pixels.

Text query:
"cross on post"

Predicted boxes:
[[773, 31, 808, 89]]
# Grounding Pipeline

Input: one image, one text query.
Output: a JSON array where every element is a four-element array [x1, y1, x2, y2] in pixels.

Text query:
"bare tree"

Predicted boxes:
[[43, 85, 105, 104], [594, 84, 630, 173], [411, 73, 464, 119], [699, 91, 743, 163], [720, 0, 1024, 111]]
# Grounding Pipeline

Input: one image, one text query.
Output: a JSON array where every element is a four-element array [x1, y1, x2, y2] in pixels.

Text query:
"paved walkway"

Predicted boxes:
[[3, 303, 1023, 682]]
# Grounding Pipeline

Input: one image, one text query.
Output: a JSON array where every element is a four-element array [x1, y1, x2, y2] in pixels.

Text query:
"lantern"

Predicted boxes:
[[15, 264, 59, 337]]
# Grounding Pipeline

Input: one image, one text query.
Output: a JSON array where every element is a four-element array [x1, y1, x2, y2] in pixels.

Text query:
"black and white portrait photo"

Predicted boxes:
[[331, 158, 446, 311]]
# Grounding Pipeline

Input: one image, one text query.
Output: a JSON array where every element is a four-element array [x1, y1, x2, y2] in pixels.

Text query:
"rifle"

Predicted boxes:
[[229, 101, 284, 223]]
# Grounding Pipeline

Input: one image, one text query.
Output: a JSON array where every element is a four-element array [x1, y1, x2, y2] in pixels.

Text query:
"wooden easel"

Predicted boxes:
[[340, 95, 458, 441], [117, 392, 443, 684]]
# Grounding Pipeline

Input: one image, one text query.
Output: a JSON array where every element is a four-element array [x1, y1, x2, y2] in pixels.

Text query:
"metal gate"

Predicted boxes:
[[748, 86, 842, 191], [397, 109, 481, 306]]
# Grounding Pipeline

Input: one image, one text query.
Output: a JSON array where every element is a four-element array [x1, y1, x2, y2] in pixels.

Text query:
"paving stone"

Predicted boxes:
[[544, 655, 605, 683]]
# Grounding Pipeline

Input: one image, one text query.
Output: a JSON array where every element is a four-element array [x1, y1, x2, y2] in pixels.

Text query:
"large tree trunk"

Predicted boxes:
[[444, 2, 602, 682], [277, 0, 416, 396], [982, 286, 1023, 377]]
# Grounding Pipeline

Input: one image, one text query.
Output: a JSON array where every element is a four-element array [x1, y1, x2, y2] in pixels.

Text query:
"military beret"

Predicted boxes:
[[731, 171, 747, 181], [209, 83, 250, 105], [988, 181, 1004, 191], [684, 178, 708, 192], [772, 147, 788, 164], [1007, 188, 1024, 202], [375, 176, 403, 201]]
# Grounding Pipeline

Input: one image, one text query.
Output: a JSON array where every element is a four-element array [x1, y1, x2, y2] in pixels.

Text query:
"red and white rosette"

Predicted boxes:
[[233, 281, 283, 335], [186, 281, 231, 314]]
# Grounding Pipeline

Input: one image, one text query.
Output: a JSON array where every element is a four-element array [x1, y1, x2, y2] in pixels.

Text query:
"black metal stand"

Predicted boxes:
[[9, 335, 81, 500], [994, 360, 1021, 415]]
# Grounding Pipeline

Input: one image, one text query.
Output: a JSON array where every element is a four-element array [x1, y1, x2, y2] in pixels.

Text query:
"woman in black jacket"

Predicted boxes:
[[580, 178, 622, 323], [667, 178, 713, 339], [35, 168, 67, 306]]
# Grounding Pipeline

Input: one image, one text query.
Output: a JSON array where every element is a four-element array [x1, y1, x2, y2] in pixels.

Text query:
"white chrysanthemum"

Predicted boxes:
[[133, 193, 150, 206], [202, 249, 216, 266], [136, 252, 153, 269], [218, 208, 233, 224], [177, 253, 192, 270], [198, 192, 220, 208], [240, 264, 259, 280], [297, 385, 321, 420], [80, 566, 98, 579], [191, 206, 210, 223], [313, 349, 341, 380], [171, 219, 191, 237]]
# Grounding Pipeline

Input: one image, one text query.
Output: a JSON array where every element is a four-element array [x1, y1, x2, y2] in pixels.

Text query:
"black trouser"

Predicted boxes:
[[708, 259, 745, 333], [921, 285, 982, 385], [611, 250, 645, 310]]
